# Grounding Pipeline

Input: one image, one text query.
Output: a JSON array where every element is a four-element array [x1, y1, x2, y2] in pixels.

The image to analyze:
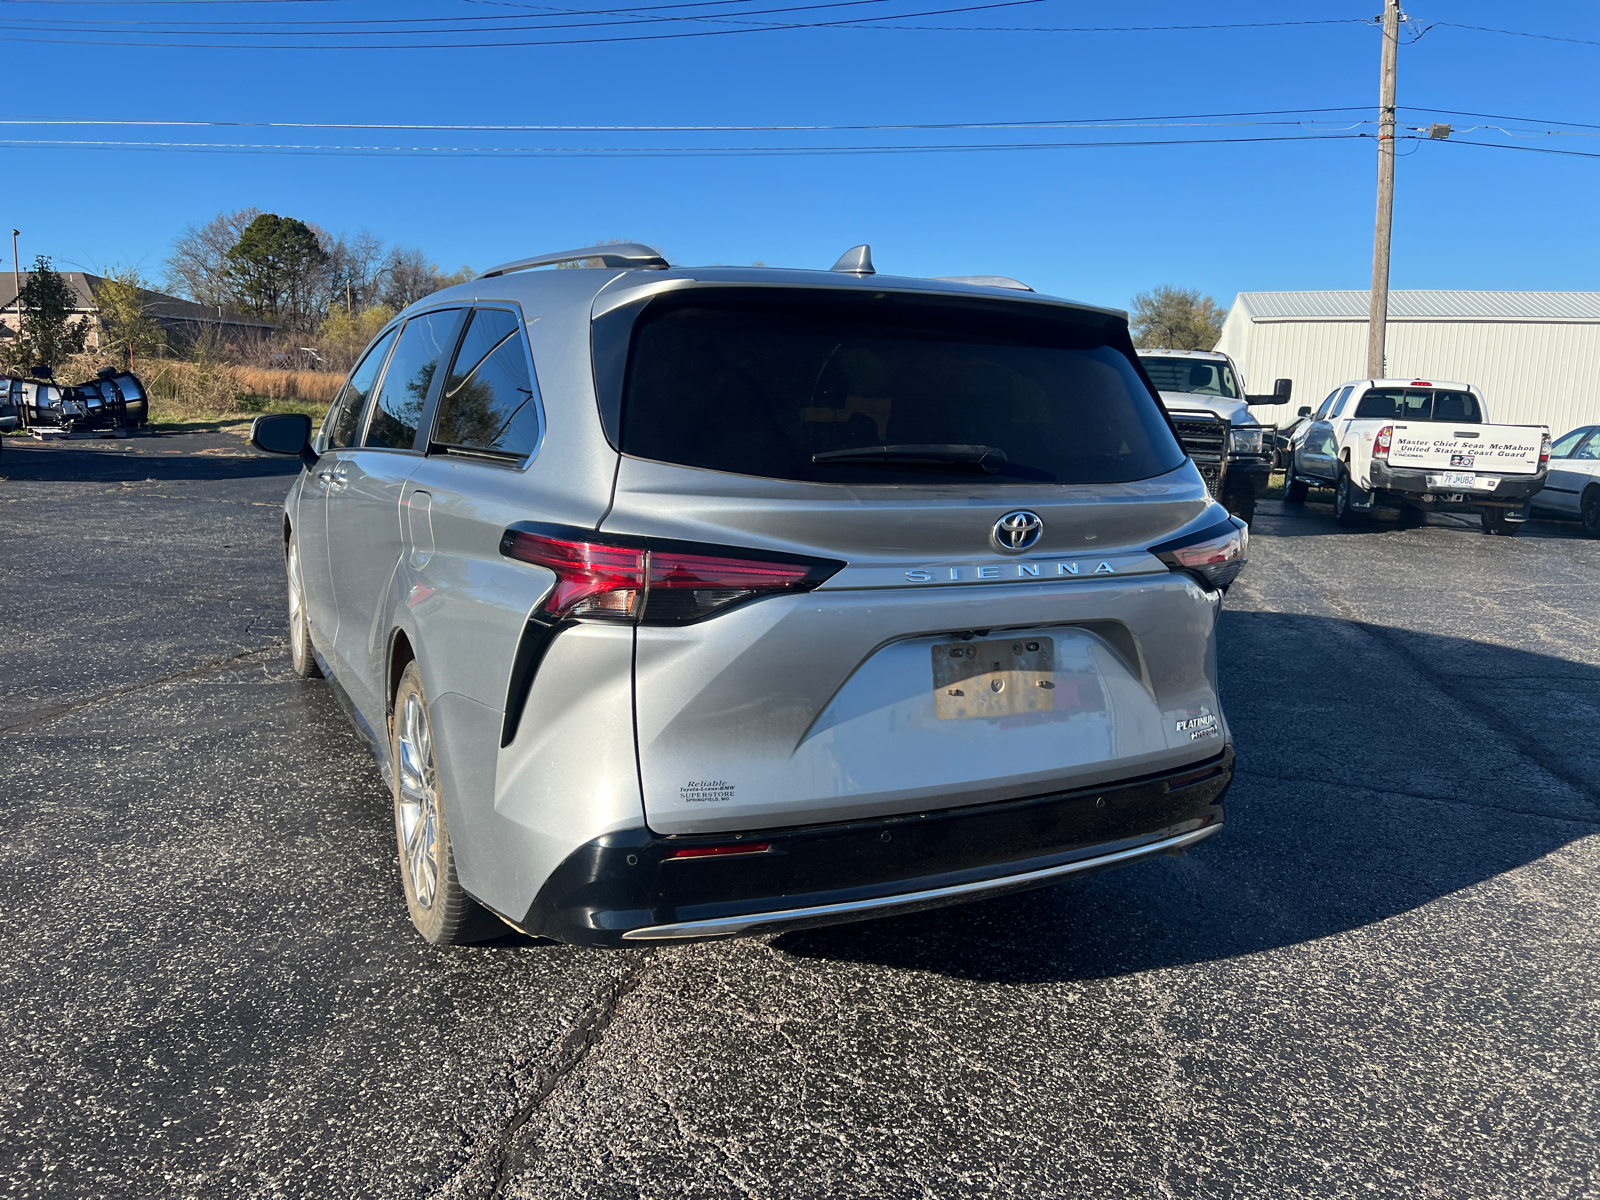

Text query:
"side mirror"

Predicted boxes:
[[1297, 406, 1312, 418], [250, 413, 318, 468], [1245, 378, 1294, 406]]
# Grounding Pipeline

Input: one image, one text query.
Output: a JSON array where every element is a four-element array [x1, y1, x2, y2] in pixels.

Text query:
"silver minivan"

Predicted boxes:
[[250, 244, 1244, 946]]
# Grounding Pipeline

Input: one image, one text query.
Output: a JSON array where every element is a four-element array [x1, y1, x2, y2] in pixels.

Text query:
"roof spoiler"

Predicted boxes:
[[932, 275, 1034, 293], [476, 243, 669, 279]]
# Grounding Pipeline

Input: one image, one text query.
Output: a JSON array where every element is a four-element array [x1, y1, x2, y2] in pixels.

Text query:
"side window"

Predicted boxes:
[[432, 307, 542, 461], [1549, 428, 1589, 458], [1314, 388, 1340, 420], [1572, 431, 1600, 461], [1329, 385, 1355, 417], [323, 327, 397, 450], [364, 309, 460, 450]]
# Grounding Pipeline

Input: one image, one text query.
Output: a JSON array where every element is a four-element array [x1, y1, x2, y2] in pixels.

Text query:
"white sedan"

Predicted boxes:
[[1532, 425, 1600, 535]]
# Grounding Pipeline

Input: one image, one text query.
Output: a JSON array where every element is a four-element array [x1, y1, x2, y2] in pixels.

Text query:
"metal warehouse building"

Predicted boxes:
[[1213, 290, 1600, 438]]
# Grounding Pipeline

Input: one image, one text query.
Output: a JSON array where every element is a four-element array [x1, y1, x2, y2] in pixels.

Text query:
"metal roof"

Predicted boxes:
[[1235, 290, 1600, 322]]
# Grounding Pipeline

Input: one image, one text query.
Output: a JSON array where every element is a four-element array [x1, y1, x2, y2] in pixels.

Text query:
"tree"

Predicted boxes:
[[377, 247, 472, 310], [316, 303, 395, 372], [1130, 285, 1227, 351], [94, 267, 166, 365], [165, 207, 261, 309], [225, 213, 330, 331], [324, 230, 388, 313], [1, 255, 91, 372]]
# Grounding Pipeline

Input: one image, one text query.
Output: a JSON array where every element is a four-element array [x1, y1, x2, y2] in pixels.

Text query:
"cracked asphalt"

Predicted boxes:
[[3, 433, 1597, 1199]]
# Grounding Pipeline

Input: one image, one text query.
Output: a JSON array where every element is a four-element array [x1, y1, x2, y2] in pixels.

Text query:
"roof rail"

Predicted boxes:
[[476, 243, 669, 280], [932, 275, 1033, 293]]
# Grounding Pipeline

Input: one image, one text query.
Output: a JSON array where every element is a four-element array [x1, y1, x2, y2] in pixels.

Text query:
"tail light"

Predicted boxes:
[[1149, 517, 1247, 591], [500, 524, 843, 624], [1539, 433, 1551, 469], [1373, 424, 1393, 461]]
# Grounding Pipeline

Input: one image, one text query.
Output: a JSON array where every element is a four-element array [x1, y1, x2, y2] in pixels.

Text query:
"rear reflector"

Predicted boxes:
[[664, 842, 771, 860], [1166, 764, 1225, 790], [501, 525, 842, 624]]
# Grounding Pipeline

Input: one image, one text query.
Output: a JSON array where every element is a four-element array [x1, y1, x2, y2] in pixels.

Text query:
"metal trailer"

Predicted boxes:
[[4, 369, 149, 436]]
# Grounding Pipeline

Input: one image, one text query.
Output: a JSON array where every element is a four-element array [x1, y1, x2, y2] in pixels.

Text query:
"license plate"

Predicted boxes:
[[1429, 472, 1478, 488], [932, 637, 1055, 720]]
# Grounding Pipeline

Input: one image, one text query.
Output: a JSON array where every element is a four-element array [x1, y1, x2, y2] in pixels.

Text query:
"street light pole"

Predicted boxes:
[[1366, 0, 1402, 380]]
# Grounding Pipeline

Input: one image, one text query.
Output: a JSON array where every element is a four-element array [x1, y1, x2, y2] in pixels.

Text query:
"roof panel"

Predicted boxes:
[[1236, 290, 1600, 321]]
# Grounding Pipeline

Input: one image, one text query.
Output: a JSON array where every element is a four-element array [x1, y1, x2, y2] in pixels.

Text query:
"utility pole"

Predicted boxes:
[[9, 229, 20, 348], [1366, 0, 1402, 379]]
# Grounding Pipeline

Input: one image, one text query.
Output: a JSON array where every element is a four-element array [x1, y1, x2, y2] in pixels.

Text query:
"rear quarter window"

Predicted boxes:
[[432, 307, 542, 462], [616, 291, 1185, 486]]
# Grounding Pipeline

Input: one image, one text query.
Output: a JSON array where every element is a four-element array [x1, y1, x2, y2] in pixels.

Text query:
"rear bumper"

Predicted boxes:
[[518, 748, 1232, 946], [1370, 462, 1547, 501]]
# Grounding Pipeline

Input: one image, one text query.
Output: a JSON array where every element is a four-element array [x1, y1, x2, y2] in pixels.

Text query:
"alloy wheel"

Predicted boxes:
[[395, 691, 442, 909], [287, 539, 307, 665]]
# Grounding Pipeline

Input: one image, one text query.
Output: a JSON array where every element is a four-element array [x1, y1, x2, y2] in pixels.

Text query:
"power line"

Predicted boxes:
[[0, 0, 927, 32], [0, 7, 1379, 47], [0, 132, 1371, 157], [1428, 21, 1600, 49], [0, 106, 1374, 132], [1403, 106, 1600, 132], [0, 8, 1371, 32], [1440, 138, 1600, 161]]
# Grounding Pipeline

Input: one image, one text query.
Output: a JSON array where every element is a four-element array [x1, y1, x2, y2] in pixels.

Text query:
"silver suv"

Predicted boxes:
[[249, 243, 1244, 947]]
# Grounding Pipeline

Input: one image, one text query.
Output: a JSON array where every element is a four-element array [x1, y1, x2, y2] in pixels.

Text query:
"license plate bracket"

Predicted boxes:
[[932, 637, 1055, 720]]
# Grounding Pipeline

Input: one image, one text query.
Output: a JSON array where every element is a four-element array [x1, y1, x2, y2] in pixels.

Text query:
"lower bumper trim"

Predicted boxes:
[[620, 822, 1222, 941]]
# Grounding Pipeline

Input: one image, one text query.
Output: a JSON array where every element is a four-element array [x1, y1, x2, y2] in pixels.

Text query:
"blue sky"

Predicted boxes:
[[4, 0, 1597, 312]]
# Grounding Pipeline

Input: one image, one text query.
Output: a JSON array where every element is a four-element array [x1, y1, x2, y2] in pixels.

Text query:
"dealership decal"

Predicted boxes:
[[681, 779, 736, 803]]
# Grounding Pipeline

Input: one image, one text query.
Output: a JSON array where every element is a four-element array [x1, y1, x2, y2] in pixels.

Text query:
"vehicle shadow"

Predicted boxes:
[[1251, 497, 1590, 540], [772, 612, 1600, 982], [0, 439, 302, 484]]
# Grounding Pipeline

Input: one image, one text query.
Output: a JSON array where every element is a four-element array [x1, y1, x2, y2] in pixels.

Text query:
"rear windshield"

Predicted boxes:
[[617, 292, 1185, 486], [1139, 356, 1240, 400], [1354, 387, 1482, 423]]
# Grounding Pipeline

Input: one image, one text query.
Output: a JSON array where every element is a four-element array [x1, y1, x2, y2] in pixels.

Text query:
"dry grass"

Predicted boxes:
[[143, 361, 341, 424], [233, 366, 344, 405]]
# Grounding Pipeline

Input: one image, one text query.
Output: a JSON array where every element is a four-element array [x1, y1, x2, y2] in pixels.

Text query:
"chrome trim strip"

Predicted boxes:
[[620, 823, 1222, 941]]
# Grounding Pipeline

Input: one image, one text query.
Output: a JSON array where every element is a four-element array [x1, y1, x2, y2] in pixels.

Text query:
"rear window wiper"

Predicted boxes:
[[812, 444, 1009, 474]]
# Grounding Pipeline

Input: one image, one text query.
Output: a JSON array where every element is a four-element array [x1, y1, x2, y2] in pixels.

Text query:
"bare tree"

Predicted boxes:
[[164, 207, 261, 309], [377, 247, 436, 310], [323, 229, 388, 313]]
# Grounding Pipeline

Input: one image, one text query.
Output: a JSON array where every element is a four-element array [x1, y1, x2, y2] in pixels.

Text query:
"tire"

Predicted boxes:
[[1282, 457, 1309, 504], [1480, 507, 1520, 537], [285, 534, 323, 680], [1333, 467, 1364, 526], [1582, 487, 1600, 538], [391, 661, 500, 945]]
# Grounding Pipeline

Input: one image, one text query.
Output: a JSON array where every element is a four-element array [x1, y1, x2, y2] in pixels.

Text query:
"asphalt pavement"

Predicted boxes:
[[2, 433, 1596, 1199]]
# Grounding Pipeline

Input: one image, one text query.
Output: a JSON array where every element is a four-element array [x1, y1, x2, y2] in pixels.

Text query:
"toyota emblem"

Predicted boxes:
[[991, 510, 1044, 553]]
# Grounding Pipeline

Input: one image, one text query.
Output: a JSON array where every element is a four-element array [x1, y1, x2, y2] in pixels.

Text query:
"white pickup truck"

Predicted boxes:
[[1282, 378, 1550, 535]]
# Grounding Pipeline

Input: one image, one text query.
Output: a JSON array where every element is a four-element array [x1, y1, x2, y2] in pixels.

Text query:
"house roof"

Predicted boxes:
[[1233, 290, 1600, 323], [0, 271, 276, 329]]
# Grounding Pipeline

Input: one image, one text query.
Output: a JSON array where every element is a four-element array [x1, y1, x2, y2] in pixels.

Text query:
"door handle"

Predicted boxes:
[[317, 467, 350, 490]]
